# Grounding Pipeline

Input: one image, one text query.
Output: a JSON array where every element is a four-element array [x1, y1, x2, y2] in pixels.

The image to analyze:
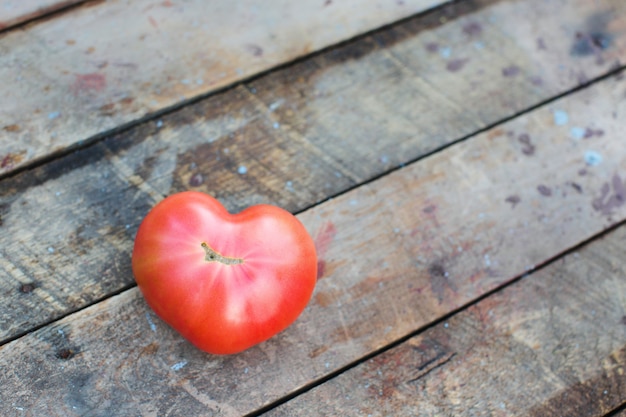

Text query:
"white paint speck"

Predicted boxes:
[[439, 47, 452, 59], [156, 120, 163, 128], [553, 110, 569, 126], [269, 100, 284, 111], [47, 247, 55, 253], [584, 150, 602, 166], [244, 367, 249, 374], [181, 79, 191, 85], [171, 361, 187, 371], [349, 199, 358, 206], [393, 227, 400, 233], [484, 254, 491, 267], [473, 41, 485, 50], [145, 312, 157, 332], [196, 79, 204, 85], [48, 111, 61, 120], [237, 165, 248, 175], [570, 127, 585, 139], [273, 122, 280, 129], [444, 322, 449, 328]]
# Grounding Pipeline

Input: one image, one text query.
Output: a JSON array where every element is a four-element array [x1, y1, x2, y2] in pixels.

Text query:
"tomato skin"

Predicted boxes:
[[132, 191, 317, 354]]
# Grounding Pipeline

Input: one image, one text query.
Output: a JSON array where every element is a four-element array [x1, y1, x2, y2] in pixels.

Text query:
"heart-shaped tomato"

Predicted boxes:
[[132, 191, 317, 354]]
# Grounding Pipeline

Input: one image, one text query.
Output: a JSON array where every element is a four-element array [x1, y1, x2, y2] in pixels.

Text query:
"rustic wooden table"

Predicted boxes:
[[1, 0, 625, 415]]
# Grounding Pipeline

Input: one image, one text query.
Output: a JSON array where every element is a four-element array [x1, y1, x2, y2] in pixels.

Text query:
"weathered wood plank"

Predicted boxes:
[[0, 0, 85, 31], [0, 0, 447, 177], [1, 67, 625, 415], [1, 0, 625, 345], [264, 225, 626, 417]]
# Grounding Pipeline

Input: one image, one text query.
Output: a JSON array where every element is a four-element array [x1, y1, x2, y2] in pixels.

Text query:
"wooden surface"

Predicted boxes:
[[0, 0, 445, 177], [0, 0, 85, 30], [2, 0, 625, 345], [1, 0, 626, 416]]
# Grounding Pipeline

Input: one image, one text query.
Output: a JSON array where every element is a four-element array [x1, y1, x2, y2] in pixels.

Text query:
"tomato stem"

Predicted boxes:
[[201, 242, 244, 265]]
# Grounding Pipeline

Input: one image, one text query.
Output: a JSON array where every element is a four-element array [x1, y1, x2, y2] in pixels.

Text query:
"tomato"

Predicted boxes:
[[132, 191, 317, 354]]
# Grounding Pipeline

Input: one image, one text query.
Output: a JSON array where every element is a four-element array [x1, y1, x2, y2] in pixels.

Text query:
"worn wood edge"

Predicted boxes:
[[261, 223, 626, 416], [0, 0, 87, 33], [0, 67, 626, 411], [1, 0, 624, 344], [0, 0, 451, 178]]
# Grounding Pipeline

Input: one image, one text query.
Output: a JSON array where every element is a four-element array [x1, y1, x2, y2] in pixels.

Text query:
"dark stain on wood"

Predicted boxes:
[[584, 127, 605, 138], [592, 174, 626, 215], [502, 65, 521, 77], [570, 12, 614, 58], [428, 262, 457, 303], [463, 21, 483, 37], [446, 58, 469, 72], [56, 347, 78, 360], [537, 185, 552, 197], [569, 182, 583, 193], [19, 282, 36, 294], [506, 195, 521, 207], [3, 124, 20, 132], [518, 133, 535, 156], [373, 0, 501, 50]]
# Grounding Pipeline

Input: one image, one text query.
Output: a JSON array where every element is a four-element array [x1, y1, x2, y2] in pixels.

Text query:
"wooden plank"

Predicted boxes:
[[0, 0, 447, 177], [264, 225, 626, 417], [0, 0, 85, 31], [1, 0, 625, 344], [1, 65, 625, 415]]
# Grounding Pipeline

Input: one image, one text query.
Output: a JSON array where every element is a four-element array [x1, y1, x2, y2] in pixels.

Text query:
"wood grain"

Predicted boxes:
[[1, 68, 625, 415], [1, 0, 625, 346], [265, 224, 626, 417], [0, 0, 85, 30], [0, 0, 446, 177]]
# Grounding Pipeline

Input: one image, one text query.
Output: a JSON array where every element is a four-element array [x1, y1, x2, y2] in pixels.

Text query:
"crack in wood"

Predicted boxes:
[[407, 351, 457, 384]]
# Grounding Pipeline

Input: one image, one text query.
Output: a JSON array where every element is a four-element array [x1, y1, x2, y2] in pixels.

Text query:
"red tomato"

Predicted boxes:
[[132, 191, 317, 354]]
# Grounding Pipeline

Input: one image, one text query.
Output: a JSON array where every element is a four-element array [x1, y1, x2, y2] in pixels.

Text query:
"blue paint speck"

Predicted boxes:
[[584, 150, 602, 166], [439, 47, 452, 59], [48, 111, 60, 120], [570, 127, 585, 139], [237, 165, 248, 174], [171, 361, 187, 371], [553, 110, 569, 126]]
